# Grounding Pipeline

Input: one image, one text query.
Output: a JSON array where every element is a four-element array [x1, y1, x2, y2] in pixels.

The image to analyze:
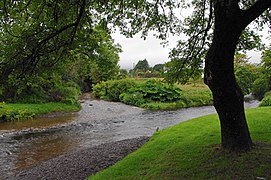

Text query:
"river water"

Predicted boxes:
[[0, 99, 259, 179]]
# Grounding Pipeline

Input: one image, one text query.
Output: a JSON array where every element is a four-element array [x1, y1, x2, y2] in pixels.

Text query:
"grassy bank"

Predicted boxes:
[[90, 107, 271, 179], [0, 102, 80, 121]]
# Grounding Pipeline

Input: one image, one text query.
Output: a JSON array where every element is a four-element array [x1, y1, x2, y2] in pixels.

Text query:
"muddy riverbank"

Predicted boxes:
[[15, 137, 149, 180]]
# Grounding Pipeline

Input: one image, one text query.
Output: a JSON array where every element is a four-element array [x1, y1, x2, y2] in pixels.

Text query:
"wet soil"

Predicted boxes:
[[15, 136, 149, 180]]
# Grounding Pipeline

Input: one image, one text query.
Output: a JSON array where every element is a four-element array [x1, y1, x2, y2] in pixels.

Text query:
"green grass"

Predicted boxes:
[[90, 107, 271, 179], [0, 102, 80, 121]]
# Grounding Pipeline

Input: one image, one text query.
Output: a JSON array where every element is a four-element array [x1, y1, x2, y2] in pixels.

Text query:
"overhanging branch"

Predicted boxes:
[[244, 0, 271, 26]]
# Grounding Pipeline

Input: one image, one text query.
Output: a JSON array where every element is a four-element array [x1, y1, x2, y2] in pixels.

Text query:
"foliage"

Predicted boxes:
[[152, 64, 164, 73], [67, 26, 121, 89], [252, 78, 269, 99], [93, 78, 212, 110], [0, 2, 121, 102], [120, 79, 183, 106], [0, 23, 120, 103], [0, 102, 80, 122], [252, 49, 271, 99], [163, 1, 270, 84], [92, 79, 137, 101], [134, 59, 150, 72], [259, 92, 271, 107], [234, 53, 260, 95], [0, 0, 180, 86], [117, 69, 129, 79], [90, 107, 271, 179], [119, 92, 145, 106], [0, 73, 81, 106], [141, 82, 213, 111]]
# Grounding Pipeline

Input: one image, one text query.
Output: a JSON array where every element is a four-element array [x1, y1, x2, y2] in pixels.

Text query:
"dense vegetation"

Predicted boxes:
[[0, 23, 120, 104], [259, 92, 271, 107], [93, 78, 212, 110], [90, 107, 271, 179]]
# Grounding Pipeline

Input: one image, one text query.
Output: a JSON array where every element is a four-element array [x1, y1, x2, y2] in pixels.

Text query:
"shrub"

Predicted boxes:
[[119, 79, 183, 106], [106, 79, 137, 101], [119, 92, 145, 106], [92, 81, 107, 99], [92, 79, 137, 101], [252, 78, 269, 99], [49, 82, 81, 105], [259, 93, 271, 107]]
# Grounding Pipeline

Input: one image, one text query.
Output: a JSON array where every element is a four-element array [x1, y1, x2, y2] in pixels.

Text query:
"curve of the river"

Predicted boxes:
[[0, 99, 259, 179]]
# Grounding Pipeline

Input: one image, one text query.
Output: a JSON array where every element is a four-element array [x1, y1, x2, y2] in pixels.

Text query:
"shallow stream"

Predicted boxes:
[[0, 99, 259, 179]]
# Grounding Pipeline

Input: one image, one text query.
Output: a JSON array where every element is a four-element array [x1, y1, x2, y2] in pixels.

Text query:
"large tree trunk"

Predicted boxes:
[[204, 3, 253, 150]]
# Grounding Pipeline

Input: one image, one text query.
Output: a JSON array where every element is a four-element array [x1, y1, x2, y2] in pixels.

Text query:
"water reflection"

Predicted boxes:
[[15, 135, 78, 171], [0, 114, 77, 131]]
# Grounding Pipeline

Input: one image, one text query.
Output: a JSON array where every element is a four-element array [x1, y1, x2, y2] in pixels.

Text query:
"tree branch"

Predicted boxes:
[[243, 0, 271, 26]]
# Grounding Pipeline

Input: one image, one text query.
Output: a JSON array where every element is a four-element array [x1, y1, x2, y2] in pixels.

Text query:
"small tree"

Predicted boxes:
[[134, 59, 150, 72]]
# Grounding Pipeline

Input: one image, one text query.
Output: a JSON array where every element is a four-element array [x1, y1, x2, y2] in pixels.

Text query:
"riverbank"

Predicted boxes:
[[0, 99, 259, 179], [0, 102, 80, 122], [90, 107, 271, 179], [15, 137, 149, 180]]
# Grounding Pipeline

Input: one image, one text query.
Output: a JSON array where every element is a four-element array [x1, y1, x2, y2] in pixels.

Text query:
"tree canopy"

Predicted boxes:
[[1, 1, 270, 82]]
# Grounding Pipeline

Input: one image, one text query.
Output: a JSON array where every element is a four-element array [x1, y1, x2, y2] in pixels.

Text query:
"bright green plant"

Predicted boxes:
[[252, 76, 269, 99], [119, 92, 145, 106], [130, 80, 182, 102], [92, 79, 137, 101], [259, 92, 271, 107]]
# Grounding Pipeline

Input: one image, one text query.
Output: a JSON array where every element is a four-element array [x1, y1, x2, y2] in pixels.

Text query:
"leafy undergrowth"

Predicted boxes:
[[0, 102, 80, 121], [89, 107, 271, 179], [92, 78, 212, 110]]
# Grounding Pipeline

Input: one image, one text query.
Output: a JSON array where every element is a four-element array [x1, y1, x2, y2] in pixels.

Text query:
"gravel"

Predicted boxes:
[[15, 136, 149, 180]]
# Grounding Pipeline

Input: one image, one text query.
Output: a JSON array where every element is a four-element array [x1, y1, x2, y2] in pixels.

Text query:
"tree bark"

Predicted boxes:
[[204, 2, 254, 151], [204, 35, 253, 151]]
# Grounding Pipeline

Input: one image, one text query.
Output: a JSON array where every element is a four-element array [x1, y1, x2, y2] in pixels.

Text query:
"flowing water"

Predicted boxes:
[[0, 99, 259, 179]]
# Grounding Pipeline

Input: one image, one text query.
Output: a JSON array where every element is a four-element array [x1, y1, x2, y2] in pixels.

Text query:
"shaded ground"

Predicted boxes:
[[15, 136, 149, 180]]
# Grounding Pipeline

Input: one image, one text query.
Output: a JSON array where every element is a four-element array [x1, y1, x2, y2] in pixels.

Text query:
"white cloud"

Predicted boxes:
[[112, 32, 178, 70], [113, 27, 269, 70]]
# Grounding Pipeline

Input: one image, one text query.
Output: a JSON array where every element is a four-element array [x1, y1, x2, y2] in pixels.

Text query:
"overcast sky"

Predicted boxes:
[[112, 27, 269, 70], [112, 32, 178, 70]]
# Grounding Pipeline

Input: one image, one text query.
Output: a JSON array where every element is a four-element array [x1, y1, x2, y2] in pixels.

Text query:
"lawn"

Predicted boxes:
[[90, 107, 271, 179]]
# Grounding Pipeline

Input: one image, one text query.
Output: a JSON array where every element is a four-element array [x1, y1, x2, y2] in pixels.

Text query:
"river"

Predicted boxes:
[[0, 99, 259, 179]]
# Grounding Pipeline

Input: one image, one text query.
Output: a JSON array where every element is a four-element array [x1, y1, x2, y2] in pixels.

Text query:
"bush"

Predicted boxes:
[[92, 79, 137, 101], [119, 79, 183, 106], [49, 82, 81, 105], [252, 78, 269, 99], [259, 92, 271, 107], [92, 81, 107, 99], [119, 92, 146, 106]]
